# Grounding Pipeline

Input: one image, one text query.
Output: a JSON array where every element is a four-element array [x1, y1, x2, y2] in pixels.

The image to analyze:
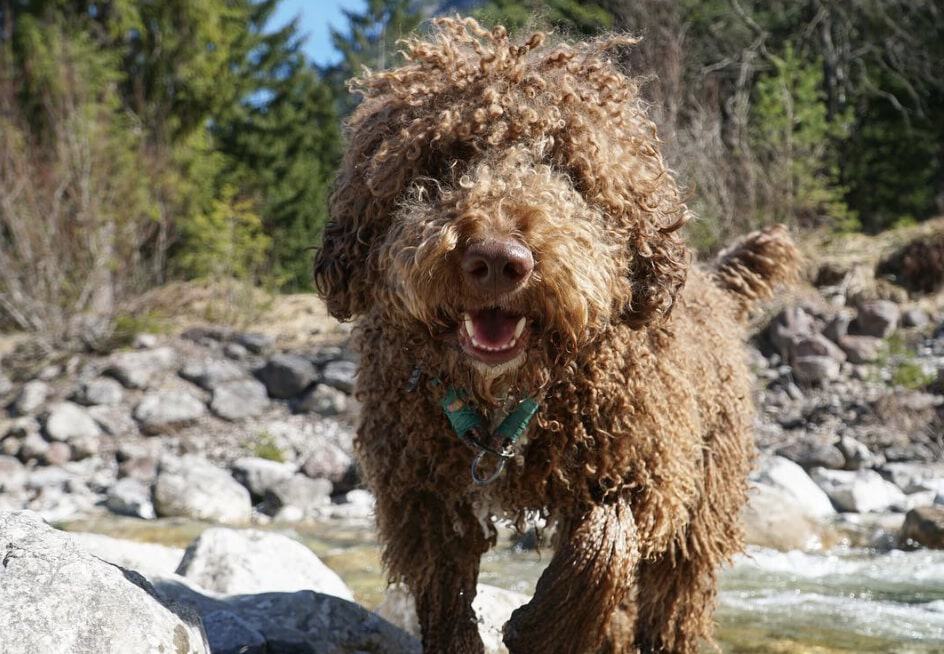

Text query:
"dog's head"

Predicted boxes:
[[315, 18, 690, 399]]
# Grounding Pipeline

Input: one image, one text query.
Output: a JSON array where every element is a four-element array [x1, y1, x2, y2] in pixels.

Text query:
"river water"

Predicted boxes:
[[63, 517, 944, 653]]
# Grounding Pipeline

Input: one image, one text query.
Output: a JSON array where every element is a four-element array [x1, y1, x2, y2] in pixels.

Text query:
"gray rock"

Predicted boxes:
[[154, 581, 419, 654], [107, 478, 156, 520], [751, 455, 836, 519], [326, 490, 375, 521], [88, 405, 138, 437], [0, 455, 27, 492], [823, 311, 853, 343], [255, 354, 317, 399], [854, 300, 900, 338], [210, 379, 270, 421], [154, 455, 251, 525], [793, 334, 847, 362], [263, 474, 332, 517], [234, 332, 275, 355], [293, 384, 348, 416], [775, 440, 844, 470], [0, 435, 20, 457], [201, 610, 267, 654], [12, 380, 50, 416], [319, 360, 357, 394], [105, 346, 177, 389], [3, 415, 39, 439], [838, 335, 883, 364], [180, 358, 247, 391], [301, 442, 354, 487], [119, 454, 160, 483], [73, 377, 124, 406], [223, 342, 249, 361], [231, 457, 296, 500], [792, 355, 841, 386], [902, 307, 930, 328], [810, 468, 907, 513], [134, 391, 206, 434], [838, 435, 877, 470], [768, 306, 815, 360], [43, 401, 102, 442], [377, 583, 527, 654], [0, 511, 208, 654], [176, 528, 353, 600], [901, 505, 944, 549]]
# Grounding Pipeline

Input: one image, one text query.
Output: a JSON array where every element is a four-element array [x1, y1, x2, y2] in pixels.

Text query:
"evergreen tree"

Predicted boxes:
[[213, 2, 341, 291]]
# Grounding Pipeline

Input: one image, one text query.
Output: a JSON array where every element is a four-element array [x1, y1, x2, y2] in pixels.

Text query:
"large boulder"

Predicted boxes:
[[106, 346, 177, 389], [319, 360, 357, 394], [750, 455, 836, 519], [255, 354, 317, 399], [209, 379, 270, 421], [70, 531, 185, 577], [176, 528, 353, 601], [900, 505, 944, 549], [134, 391, 206, 434], [154, 455, 251, 525], [155, 581, 420, 654], [742, 484, 836, 551], [262, 474, 332, 519], [810, 468, 907, 513], [0, 511, 208, 654], [376, 583, 528, 654]]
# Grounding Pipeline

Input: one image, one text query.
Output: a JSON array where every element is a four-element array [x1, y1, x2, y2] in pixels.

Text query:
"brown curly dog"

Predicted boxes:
[[314, 17, 799, 654]]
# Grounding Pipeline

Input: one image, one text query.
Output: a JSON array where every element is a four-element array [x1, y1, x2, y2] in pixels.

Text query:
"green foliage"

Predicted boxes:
[[749, 45, 856, 229], [174, 187, 271, 282], [891, 361, 935, 390], [250, 431, 285, 462], [326, 0, 421, 115], [874, 334, 935, 390], [476, 0, 613, 35]]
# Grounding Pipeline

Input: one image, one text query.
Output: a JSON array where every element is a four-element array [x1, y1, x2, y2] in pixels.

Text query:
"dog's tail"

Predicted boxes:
[[713, 224, 801, 321]]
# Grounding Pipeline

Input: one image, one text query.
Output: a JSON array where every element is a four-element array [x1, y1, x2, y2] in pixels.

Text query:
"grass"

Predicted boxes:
[[249, 431, 285, 462], [873, 333, 936, 390]]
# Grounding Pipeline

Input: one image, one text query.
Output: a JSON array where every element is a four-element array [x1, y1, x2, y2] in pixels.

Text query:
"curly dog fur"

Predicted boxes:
[[314, 18, 799, 654]]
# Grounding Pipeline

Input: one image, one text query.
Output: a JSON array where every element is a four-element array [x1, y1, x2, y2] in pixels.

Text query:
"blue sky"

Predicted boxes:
[[271, 0, 366, 66]]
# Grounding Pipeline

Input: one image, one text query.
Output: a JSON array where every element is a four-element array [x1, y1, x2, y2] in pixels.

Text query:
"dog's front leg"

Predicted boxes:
[[503, 500, 638, 654], [377, 491, 489, 653]]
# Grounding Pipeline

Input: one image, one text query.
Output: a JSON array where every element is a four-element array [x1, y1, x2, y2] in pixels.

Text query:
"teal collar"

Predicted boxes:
[[414, 369, 539, 485]]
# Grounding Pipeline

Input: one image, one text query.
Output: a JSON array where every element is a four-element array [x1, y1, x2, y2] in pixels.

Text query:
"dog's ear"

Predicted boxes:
[[313, 101, 419, 320], [620, 221, 690, 329]]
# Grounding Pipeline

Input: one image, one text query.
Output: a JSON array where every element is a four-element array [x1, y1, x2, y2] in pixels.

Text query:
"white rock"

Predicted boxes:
[[209, 379, 270, 421], [153, 455, 251, 525], [810, 468, 908, 513], [12, 380, 49, 416], [176, 527, 353, 601], [134, 391, 206, 434], [106, 478, 156, 520], [0, 511, 208, 654], [106, 346, 177, 389], [376, 583, 528, 654], [231, 457, 296, 499], [43, 402, 102, 442], [751, 455, 836, 519], [70, 531, 184, 577]]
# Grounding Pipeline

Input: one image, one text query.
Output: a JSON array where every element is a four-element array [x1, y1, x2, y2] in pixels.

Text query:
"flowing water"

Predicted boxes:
[[62, 516, 944, 653]]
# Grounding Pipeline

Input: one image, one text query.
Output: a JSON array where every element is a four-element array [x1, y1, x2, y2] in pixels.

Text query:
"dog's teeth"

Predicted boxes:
[[513, 317, 526, 339], [463, 314, 475, 338]]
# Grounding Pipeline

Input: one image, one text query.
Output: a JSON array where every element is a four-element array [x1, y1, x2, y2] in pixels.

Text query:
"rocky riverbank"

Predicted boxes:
[[3, 228, 944, 651]]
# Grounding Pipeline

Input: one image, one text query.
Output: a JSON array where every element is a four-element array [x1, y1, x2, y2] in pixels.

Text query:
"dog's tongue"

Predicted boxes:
[[471, 308, 519, 348]]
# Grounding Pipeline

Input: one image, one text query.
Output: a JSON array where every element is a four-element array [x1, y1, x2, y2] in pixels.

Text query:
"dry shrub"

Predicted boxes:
[[877, 233, 944, 294]]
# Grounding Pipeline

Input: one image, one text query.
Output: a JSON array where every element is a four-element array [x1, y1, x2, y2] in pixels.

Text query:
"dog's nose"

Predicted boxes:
[[461, 239, 534, 293]]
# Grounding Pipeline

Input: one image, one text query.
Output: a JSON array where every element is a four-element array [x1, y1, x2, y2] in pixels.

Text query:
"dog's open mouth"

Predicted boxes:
[[458, 307, 529, 366]]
